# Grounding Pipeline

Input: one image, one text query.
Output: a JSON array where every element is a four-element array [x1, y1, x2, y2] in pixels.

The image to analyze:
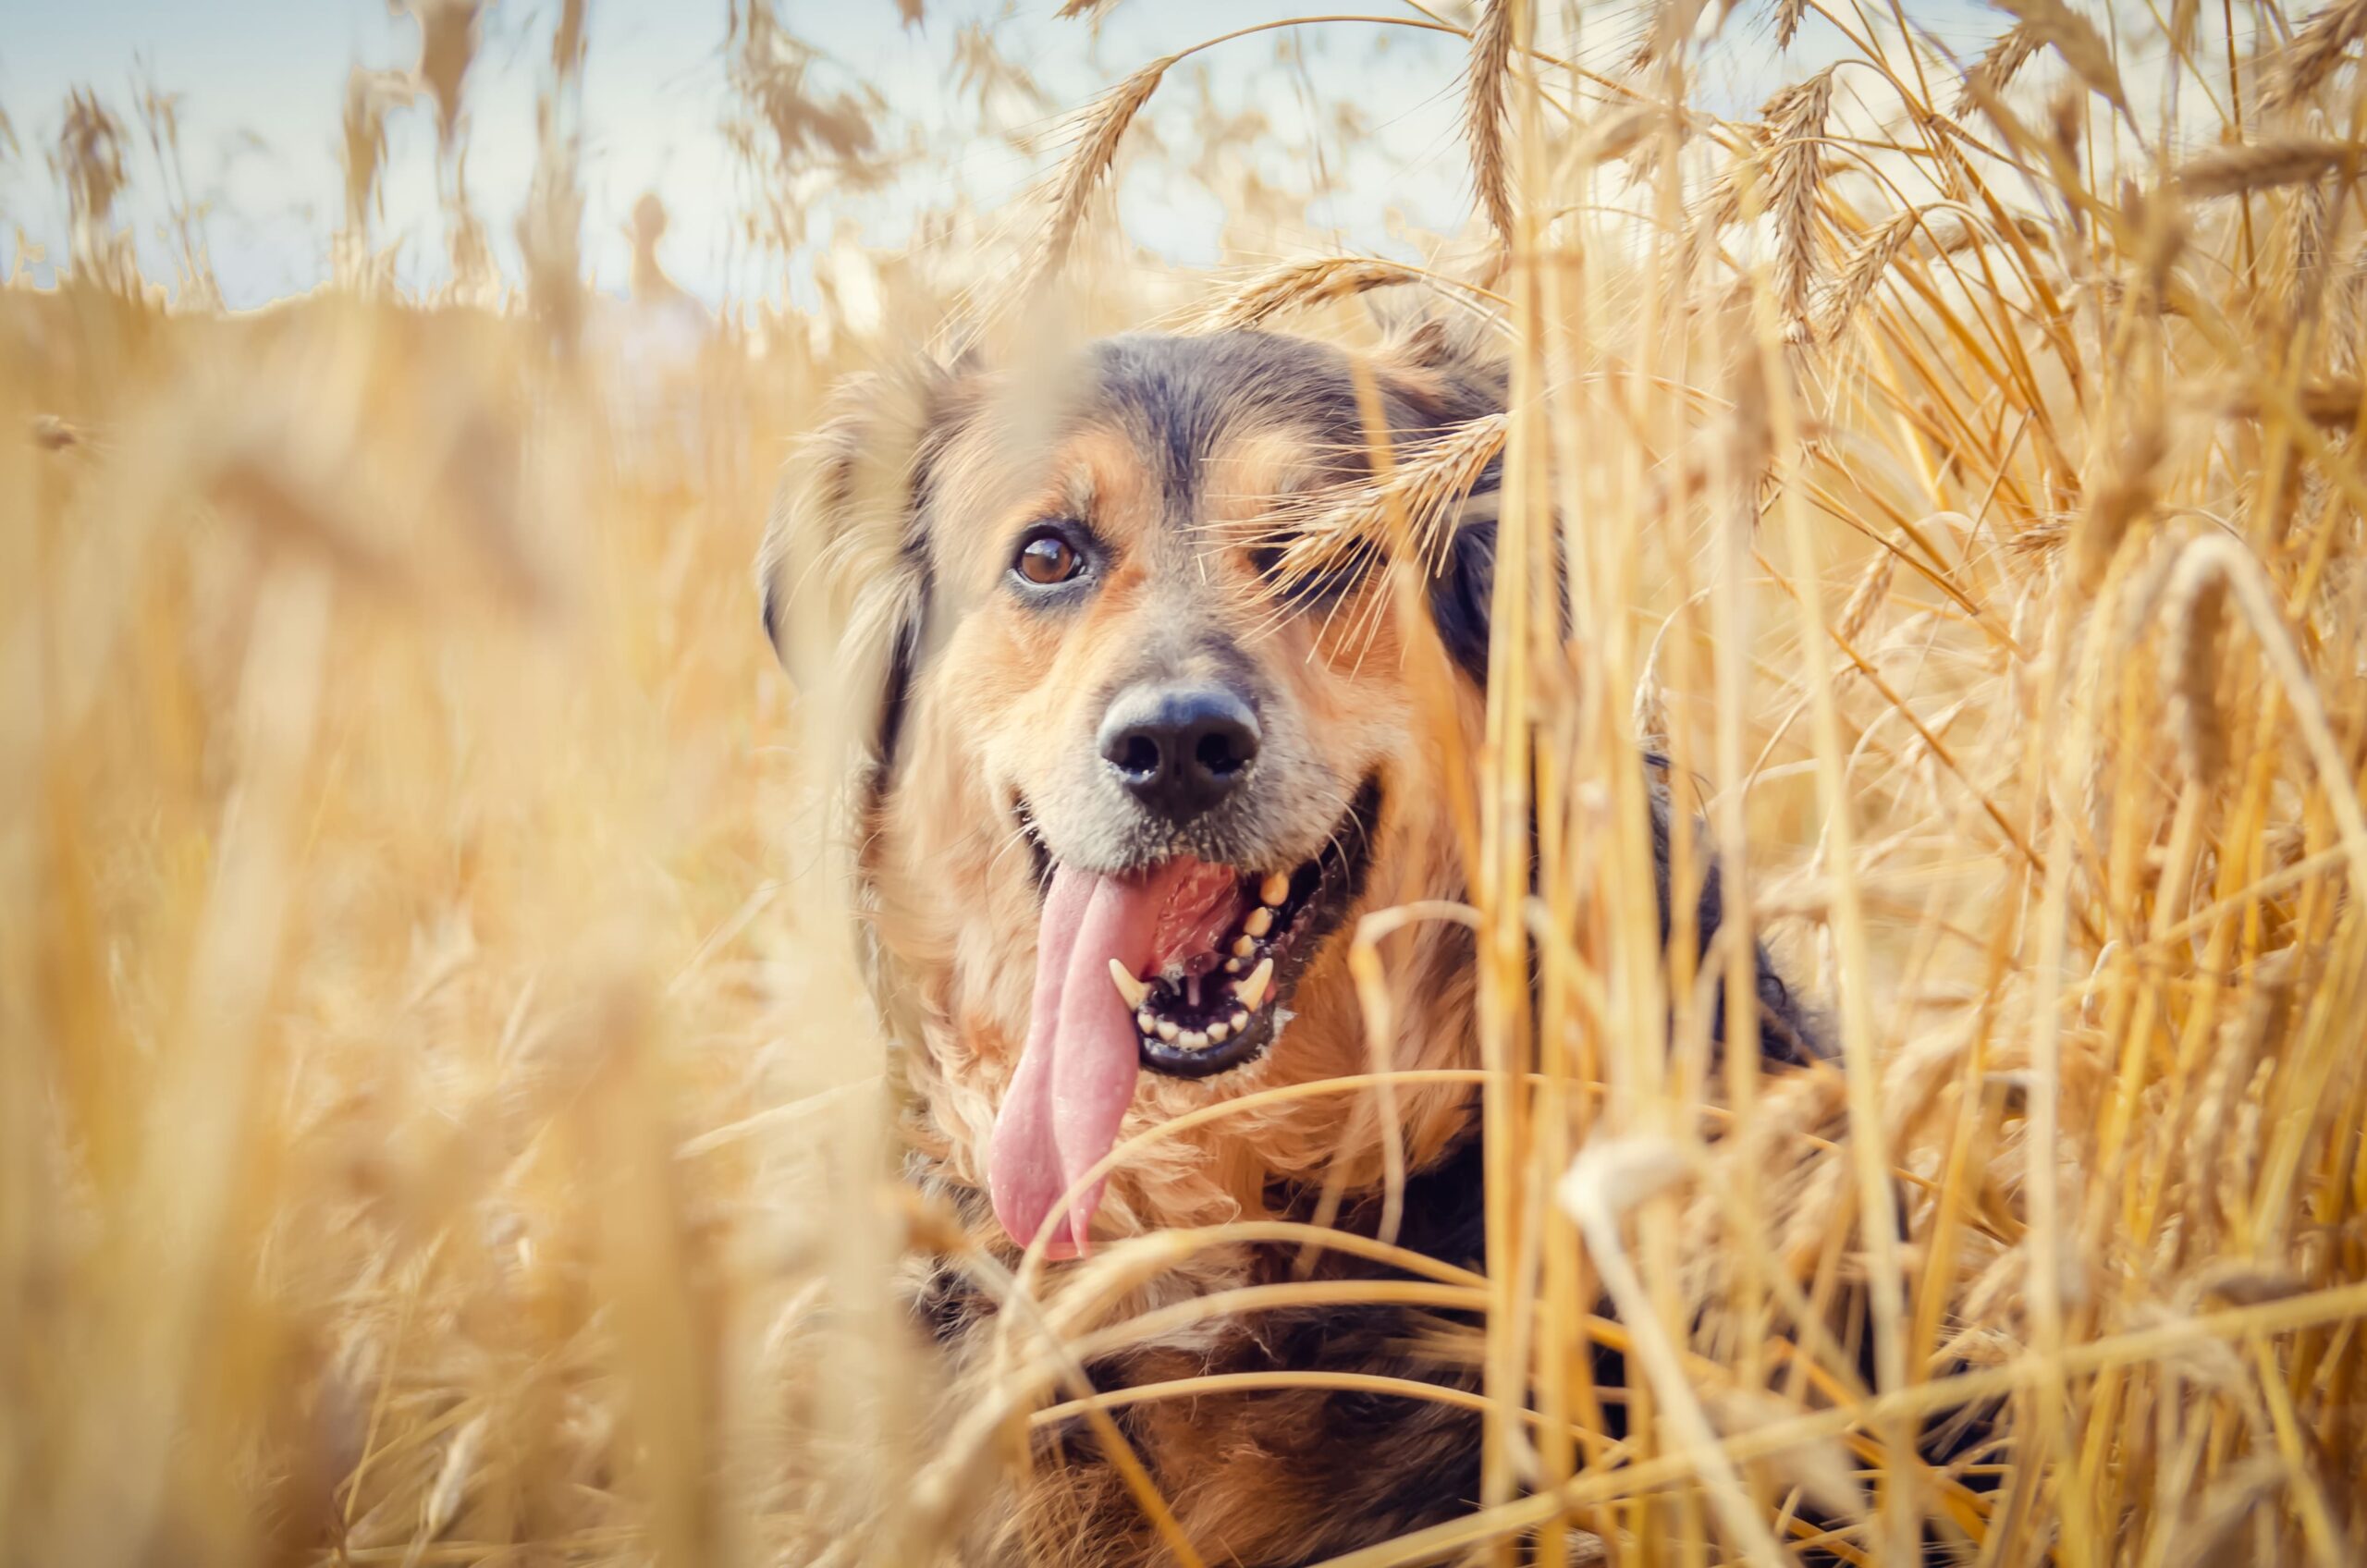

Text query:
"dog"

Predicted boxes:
[[760, 326, 1826, 1565]]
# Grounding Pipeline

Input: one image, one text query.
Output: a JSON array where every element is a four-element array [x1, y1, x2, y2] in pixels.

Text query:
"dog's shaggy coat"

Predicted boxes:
[[762, 327, 1823, 1565]]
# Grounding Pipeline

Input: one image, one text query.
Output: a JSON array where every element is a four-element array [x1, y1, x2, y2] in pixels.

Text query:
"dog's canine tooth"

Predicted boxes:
[[1232, 935, 1257, 959], [1109, 959, 1151, 1011], [1179, 1029, 1207, 1050], [1234, 957, 1273, 1011], [1258, 872, 1290, 907], [1244, 907, 1273, 938], [1207, 1021, 1230, 1043], [1157, 1019, 1179, 1042]]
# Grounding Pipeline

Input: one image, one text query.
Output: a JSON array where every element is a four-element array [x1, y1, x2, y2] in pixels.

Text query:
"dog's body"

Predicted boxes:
[[763, 328, 1822, 1564]]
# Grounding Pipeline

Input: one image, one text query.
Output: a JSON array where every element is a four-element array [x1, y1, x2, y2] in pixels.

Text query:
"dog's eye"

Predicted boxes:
[[1012, 529, 1084, 586]]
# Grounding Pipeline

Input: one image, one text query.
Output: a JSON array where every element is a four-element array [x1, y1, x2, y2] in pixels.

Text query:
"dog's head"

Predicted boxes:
[[762, 328, 1503, 1256]]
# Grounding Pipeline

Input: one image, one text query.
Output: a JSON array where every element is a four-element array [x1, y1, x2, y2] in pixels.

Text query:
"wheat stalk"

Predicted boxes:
[[20, 7, 2367, 1567], [2264, 0, 2367, 113], [2162, 555, 2228, 787], [1764, 68, 1835, 345], [1247, 411, 1510, 601], [1466, 0, 1516, 252], [1821, 207, 1919, 339], [2077, 424, 2168, 586], [1993, 0, 2128, 114], [1200, 257, 1425, 331], [2175, 139, 2358, 199], [1030, 55, 1171, 288], [1954, 23, 2042, 118]]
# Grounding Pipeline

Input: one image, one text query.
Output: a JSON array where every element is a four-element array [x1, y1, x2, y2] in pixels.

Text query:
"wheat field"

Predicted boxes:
[[5, 2, 2366, 1564]]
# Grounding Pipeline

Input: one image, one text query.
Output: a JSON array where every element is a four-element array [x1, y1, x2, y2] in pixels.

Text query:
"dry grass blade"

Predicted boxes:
[[338, 67, 414, 239], [52, 88, 134, 290], [1201, 257, 1424, 331], [1465, 0, 1515, 252], [408, 0, 484, 149], [2174, 139, 2359, 198], [1557, 1140, 1790, 1568]]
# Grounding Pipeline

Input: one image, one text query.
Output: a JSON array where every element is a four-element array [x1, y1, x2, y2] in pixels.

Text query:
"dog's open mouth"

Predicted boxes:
[[989, 779, 1380, 1255], [1110, 780, 1379, 1078]]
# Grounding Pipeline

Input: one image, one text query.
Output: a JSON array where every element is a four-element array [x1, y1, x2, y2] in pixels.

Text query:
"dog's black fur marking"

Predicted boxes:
[[1428, 514, 1499, 688], [875, 614, 922, 781]]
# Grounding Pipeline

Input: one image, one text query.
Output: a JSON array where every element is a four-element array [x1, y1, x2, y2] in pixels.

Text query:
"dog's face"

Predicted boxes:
[[764, 330, 1502, 1256]]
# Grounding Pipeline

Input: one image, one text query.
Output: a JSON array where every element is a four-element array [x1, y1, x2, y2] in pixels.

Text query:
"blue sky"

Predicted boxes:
[[1, 1, 2009, 309]]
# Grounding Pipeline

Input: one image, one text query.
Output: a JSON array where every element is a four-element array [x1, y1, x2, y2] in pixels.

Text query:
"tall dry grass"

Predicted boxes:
[[5, 2, 2367, 1566]]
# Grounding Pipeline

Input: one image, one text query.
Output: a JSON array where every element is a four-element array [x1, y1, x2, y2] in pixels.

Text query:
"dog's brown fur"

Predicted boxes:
[[761, 327, 1818, 1564]]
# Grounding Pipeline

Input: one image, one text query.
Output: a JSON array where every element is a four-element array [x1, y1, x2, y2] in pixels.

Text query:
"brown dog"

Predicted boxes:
[[760, 327, 1820, 1564]]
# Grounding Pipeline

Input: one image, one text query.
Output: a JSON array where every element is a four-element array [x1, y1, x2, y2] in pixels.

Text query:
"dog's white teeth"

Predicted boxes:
[[1137, 1010, 1157, 1034], [1179, 1029, 1208, 1050], [1258, 872, 1290, 907], [1232, 935, 1257, 959], [1234, 957, 1273, 1011], [1231, 1009, 1250, 1031], [1244, 907, 1273, 938], [1157, 1019, 1180, 1042], [1207, 1021, 1230, 1044], [1109, 959, 1150, 1011]]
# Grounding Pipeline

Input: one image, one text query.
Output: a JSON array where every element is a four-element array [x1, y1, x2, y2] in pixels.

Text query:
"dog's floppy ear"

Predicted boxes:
[[1376, 316, 1509, 689], [1428, 507, 1498, 685], [758, 354, 969, 1057], [757, 356, 963, 804]]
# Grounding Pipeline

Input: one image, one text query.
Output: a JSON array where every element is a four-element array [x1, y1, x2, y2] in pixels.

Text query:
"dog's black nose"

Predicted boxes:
[[1098, 683, 1261, 823]]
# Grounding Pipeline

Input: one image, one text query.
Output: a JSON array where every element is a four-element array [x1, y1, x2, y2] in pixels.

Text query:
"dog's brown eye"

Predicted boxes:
[[1014, 531, 1082, 586]]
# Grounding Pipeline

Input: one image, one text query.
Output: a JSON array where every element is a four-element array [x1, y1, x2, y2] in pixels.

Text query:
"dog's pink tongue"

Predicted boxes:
[[989, 861, 1199, 1257]]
